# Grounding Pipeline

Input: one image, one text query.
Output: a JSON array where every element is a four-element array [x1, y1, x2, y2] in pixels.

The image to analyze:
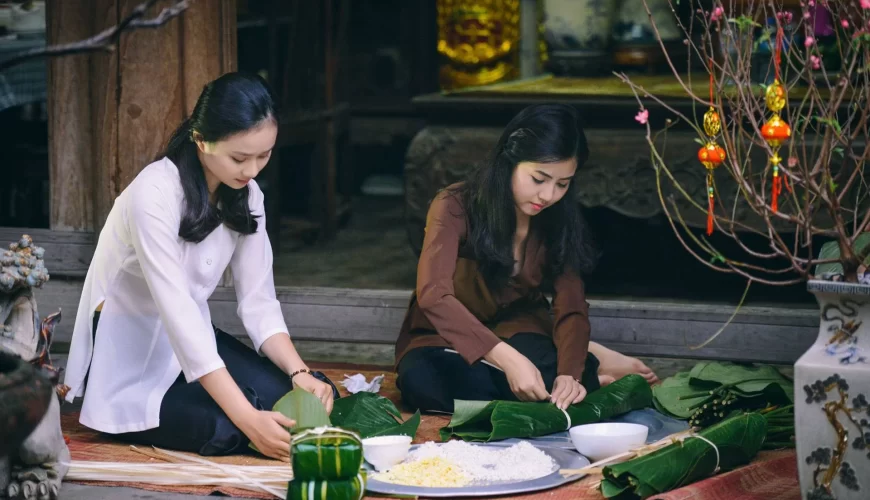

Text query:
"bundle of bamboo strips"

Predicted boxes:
[[65, 447, 291, 499]]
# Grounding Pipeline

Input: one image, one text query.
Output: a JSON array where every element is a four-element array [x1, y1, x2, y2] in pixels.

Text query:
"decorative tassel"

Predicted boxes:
[[707, 174, 715, 236], [771, 166, 781, 212]]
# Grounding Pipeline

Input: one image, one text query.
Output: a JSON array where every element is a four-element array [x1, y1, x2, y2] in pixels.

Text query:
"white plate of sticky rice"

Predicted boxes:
[[364, 440, 590, 497]]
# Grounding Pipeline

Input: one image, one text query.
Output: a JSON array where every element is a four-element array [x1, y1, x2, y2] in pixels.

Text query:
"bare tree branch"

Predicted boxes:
[[0, 0, 190, 72], [630, 0, 870, 284]]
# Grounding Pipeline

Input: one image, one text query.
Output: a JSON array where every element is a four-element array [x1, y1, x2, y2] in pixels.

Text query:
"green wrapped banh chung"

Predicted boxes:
[[286, 472, 366, 500], [291, 427, 364, 480]]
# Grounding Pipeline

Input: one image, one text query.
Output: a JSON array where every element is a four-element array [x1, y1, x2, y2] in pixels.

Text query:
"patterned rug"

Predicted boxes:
[[62, 363, 800, 499]]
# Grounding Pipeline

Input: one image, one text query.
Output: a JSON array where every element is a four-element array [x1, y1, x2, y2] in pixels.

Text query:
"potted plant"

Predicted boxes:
[[619, 1, 869, 498]]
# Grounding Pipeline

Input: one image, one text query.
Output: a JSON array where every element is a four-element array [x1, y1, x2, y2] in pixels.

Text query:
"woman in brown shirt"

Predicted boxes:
[[395, 104, 657, 413]]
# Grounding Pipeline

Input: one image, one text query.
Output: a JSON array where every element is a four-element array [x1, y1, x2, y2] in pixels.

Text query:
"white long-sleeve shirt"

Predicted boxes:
[[63, 157, 289, 434]]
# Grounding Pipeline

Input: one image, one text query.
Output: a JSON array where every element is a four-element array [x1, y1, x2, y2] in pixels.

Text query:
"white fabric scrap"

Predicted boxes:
[[340, 373, 384, 394]]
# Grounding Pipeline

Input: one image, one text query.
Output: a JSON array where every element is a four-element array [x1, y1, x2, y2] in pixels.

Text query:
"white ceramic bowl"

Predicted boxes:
[[362, 435, 413, 471], [569, 423, 649, 462]]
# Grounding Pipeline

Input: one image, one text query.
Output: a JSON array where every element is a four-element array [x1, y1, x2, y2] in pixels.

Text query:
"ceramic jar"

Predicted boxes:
[[543, 0, 620, 75], [795, 280, 870, 500]]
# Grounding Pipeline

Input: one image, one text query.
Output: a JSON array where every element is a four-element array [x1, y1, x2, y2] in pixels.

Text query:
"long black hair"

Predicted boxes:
[[449, 103, 599, 289], [156, 72, 277, 243]]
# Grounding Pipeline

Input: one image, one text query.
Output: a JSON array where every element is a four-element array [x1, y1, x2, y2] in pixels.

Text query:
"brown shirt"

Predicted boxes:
[[395, 187, 591, 379]]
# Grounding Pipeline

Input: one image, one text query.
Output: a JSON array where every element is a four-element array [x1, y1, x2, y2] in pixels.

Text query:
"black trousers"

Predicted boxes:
[[396, 333, 601, 413], [91, 313, 339, 456]]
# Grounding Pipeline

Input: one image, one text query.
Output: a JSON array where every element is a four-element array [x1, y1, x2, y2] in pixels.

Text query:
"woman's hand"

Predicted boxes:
[[238, 410, 296, 462], [293, 372, 335, 414], [486, 342, 549, 402], [550, 375, 587, 410]]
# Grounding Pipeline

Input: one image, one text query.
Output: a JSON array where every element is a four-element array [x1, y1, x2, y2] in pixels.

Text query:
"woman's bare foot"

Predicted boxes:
[[589, 342, 660, 385], [598, 374, 616, 387]]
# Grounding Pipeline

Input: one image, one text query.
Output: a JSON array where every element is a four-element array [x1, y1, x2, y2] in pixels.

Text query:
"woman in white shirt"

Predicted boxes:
[[63, 72, 336, 461]]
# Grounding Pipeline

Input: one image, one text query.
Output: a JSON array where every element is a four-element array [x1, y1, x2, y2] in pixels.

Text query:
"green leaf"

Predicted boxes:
[[601, 413, 767, 498], [652, 362, 793, 429], [694, 137, 705, 145], [440, 374, 652, 442], [651, 372, 710, 419], [368, 410, 421, 439], [815, 233, 870, 276], [833, 147, 844, 158], [249, 389, 330, 454], [813, 116, 842, 134], [274, 388, 331, 430], [328, 392, 420, 440]]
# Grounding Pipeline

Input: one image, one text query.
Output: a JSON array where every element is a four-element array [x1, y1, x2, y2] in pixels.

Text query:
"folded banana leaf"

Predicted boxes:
[[600, 413, 767, 499], [291, 427, 363, 480], [330, 392, 421, 439], [440, 374, 652, 442], [250, 389, 332, 454], [286, 472, 366, 500], [653, 362, 792, 427]]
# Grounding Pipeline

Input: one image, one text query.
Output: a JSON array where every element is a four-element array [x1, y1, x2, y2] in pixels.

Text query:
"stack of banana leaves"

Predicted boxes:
[[263, 389, 420, 500], [652, 362, 794, 435]]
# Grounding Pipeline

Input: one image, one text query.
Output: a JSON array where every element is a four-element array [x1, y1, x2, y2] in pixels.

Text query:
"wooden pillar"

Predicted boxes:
[[47, 0, 237, 234], [90, 0, 121, 233], [46, 0, 95, 232]]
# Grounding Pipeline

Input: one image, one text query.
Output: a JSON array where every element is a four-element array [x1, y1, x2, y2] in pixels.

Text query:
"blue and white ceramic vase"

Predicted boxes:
[[543, 0, 619, 75], [795, 281, 870, 500]]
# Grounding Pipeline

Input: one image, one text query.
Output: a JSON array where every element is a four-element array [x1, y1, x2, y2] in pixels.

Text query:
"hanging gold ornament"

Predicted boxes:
[[697, 58, 725, 236], [762, 27, 792, 212]]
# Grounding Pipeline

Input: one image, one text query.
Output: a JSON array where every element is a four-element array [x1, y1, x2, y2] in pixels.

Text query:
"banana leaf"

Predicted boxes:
[[600, 413, 767, 499], [330, 392, 422, 439], [250, 389, 332, 454], [440, 374, 652, 442], [286, 472, 366, 500], [653, 362, 793, 427], [291, 427, 363, 480]]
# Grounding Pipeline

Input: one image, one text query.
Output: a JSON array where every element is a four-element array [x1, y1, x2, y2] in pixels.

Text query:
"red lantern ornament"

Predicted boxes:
[[698, 142, 726, 169], [761, 114, 791, 147]]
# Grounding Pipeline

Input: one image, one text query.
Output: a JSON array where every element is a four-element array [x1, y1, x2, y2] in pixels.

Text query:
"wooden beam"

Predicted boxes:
[[38, 281, 819, 365], [46, 0, 95, 232]]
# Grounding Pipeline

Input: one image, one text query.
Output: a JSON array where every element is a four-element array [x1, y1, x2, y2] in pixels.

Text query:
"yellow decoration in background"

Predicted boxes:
[[436, 0, 543, 90]]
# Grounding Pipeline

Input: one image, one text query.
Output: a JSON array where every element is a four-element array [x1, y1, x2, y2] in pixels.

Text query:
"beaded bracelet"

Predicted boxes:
[[290, 368, 311, 380]]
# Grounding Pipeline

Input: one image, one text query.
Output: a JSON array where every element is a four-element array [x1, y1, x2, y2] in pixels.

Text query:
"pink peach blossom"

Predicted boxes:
[[805, 36, 815, 47], [710, 6, 724, 22], [635, 109, 649, 125], [842, 20, 850, 29], [862, 0, 870, 9], [810, 55, 821, 69]]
